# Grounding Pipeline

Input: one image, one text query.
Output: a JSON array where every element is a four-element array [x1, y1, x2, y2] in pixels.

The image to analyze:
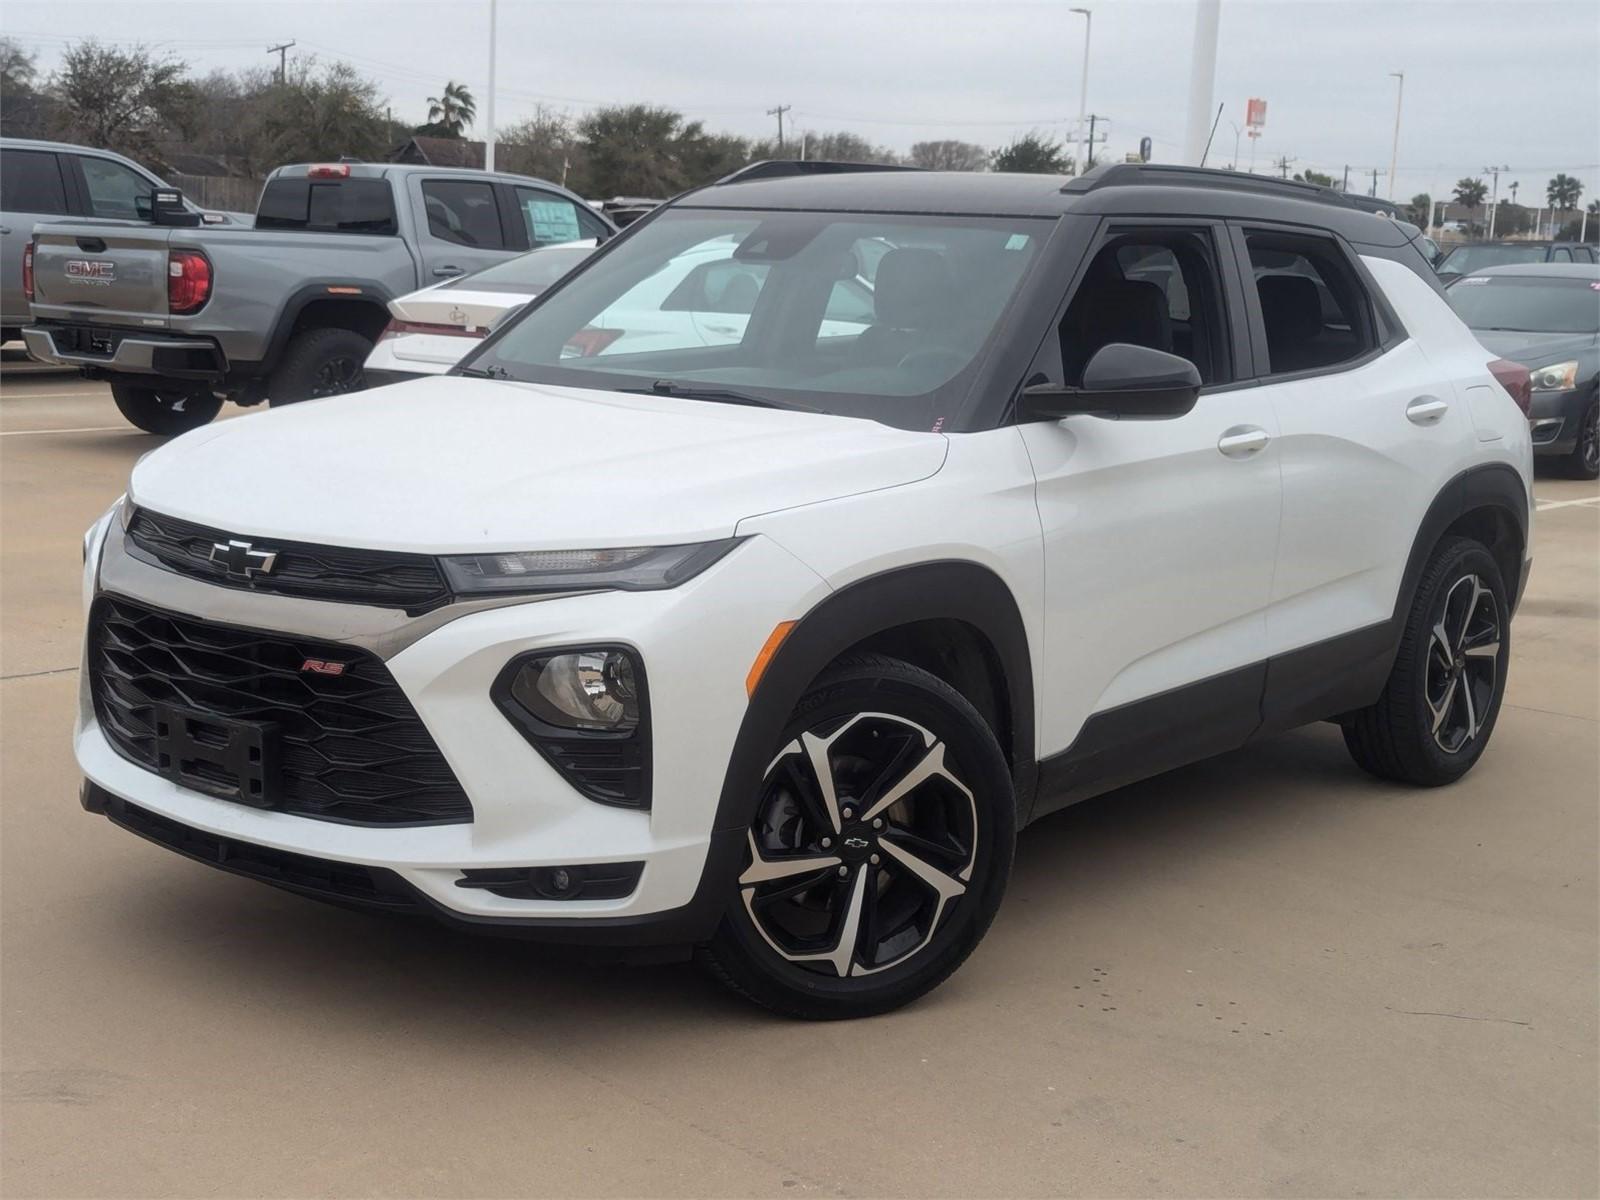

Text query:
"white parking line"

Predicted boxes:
[[1535, 496, 1600, 512], [0, 425, 132, 437]]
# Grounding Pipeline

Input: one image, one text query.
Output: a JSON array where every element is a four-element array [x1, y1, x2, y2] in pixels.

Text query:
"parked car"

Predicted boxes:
[[1, 137, 246, 342], [77, 162, 1532, 1019], [365, 241, 597, 383], [597, 196, 663, 227], [22, 162, 614, 433], [1435, 240, 1598, 282], [1448, 262, 1600, 477]]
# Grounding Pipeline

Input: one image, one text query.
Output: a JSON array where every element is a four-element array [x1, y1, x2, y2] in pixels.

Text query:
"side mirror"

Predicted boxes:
[[146, 187, 201, 228], [1017, 343, 1202, 421]]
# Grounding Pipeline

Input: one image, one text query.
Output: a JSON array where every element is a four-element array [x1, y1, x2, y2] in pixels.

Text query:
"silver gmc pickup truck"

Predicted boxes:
[[23, 161, 614, 432]]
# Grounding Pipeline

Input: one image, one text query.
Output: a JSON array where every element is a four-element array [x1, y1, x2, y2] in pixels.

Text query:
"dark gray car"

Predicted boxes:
[[1447, 262, 1600, 478]]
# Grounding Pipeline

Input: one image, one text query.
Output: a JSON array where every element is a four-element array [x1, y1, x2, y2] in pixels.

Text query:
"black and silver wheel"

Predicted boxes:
[[703, 655, 1014, 1019], [1343, 536, 1510, 786], [267, 327, 372, 405], [110, 382, 222, 435], [1559, 398, 1599, 480]]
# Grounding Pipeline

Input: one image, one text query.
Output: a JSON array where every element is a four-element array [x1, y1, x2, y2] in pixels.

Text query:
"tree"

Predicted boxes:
[[1406, 193, 1432, 225], [498, 107, 582, 187], [424, 80, 476, 138], [908, 140, 989, 171], [247, 59, 390, 172], [578, 104, 711, 197], [51, 40, 195, 168], [1294, 168, 1335, 187], [1546, 173, 1583, 213], [754, 130, 899, 164], [991, 132, 1069, 174], [1452, 177, 1488, 212], [0, 37, 48, 139], [1491, 203, 1530, 237]]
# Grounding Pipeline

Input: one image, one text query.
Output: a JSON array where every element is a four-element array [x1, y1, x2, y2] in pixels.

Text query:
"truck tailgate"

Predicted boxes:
[[30, 223, 175, 329]]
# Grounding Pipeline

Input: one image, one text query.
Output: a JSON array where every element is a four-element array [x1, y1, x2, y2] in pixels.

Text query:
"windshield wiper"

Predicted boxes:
[[621, 379, 816, 412], [455, 363, 517, 380]]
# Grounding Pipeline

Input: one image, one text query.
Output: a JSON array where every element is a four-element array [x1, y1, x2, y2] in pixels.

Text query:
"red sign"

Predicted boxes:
[[1246, 98, 1267, 131]]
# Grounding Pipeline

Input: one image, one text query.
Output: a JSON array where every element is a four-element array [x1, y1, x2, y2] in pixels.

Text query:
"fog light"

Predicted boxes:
[[509, 649, 640, 732], [456, 862, 644, 901]]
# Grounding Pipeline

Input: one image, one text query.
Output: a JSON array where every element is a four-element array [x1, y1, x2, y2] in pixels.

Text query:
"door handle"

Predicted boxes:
[[432, 265, 463, 278], [1217, 426, 1271, 458], [1406, 396, 1449, 425], [0, 226, 11, 235]]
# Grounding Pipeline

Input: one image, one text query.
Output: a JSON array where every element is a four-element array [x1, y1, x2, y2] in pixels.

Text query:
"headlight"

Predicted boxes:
[[1529, 361, 1579, 392], [440, 538, 742, 596], [493, 646, 651, 808]]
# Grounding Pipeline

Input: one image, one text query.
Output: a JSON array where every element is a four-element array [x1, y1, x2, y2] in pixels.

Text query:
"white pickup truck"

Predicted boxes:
[[23, 161, 614, 432]]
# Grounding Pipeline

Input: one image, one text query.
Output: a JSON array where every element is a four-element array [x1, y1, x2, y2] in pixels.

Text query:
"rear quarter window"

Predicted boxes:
[[255, 178, 398, 234]]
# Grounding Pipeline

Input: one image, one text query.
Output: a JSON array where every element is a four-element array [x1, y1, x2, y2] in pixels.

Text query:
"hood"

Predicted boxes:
[[1472, 329, 1598, 365], [130, 376, 947, 552]]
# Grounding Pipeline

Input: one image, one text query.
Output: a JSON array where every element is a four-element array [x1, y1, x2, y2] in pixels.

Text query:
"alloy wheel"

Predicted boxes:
[[1581, 404, 1599, 476], [311, 356, 363, 398], [740, 712, 978, 978], [1425, 573, 1501, 754]]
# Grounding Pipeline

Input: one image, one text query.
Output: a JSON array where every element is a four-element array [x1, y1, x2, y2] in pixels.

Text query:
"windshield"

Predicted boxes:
[[1448, 275, 1600, 334], [1438, 244, 1549, 273], [462, 207, 1047, 431], [441, 244, 595, 295]]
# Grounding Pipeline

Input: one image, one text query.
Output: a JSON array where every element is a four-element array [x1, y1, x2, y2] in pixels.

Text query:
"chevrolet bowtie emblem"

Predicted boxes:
[[210, 539, 278, 579]]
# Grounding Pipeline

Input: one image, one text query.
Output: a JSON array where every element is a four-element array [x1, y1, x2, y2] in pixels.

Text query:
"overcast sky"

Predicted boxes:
[[10, 0, 1599, 205]]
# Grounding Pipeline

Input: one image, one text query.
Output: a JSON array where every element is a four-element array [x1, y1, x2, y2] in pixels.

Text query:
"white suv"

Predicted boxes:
[[78, 164, 1534, 1019]]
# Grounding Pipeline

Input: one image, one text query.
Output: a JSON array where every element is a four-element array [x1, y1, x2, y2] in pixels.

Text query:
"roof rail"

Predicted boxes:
[[714, 159, 924, 186], [1063, 162, 1353, 206]]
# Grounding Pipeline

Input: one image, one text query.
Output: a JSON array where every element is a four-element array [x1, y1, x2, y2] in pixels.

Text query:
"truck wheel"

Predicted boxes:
[[267, 328, 372, 406], [110, 383, 222, 435]]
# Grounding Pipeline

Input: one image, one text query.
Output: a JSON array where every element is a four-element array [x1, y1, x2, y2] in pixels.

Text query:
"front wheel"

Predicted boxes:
[[110, 383, 222, 435], [1342, 536, 1510, 786], [701, 655, 1015, 1019], [267, 327, 372, 406], [1558, 398, 1599, 480]]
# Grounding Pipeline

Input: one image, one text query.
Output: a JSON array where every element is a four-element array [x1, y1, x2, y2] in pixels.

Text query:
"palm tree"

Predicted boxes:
[[426, 81, 476, 137], [1546, 173, 1583, 215], [1452, 177, 1487, 212]]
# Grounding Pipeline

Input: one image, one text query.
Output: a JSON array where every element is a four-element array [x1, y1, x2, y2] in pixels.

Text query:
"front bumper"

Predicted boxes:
[[1527, 386, 1592, 455], [78, 514, 830, 945]]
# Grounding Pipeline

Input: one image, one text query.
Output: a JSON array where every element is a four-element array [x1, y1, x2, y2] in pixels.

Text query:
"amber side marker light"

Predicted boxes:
[[746, 621, 797, 697]]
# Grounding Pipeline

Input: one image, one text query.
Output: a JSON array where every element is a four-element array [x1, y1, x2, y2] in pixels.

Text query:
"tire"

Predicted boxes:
[[110, 383, 222, 435], [701, 654, 1016, 1019], [1342, 536, 1510, 786], [1557, 398, 1599, 480], [266, 327, 372, 406]]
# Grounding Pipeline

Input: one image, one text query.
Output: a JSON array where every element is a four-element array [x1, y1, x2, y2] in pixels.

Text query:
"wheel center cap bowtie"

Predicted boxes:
[[837, 824, 878, 864]]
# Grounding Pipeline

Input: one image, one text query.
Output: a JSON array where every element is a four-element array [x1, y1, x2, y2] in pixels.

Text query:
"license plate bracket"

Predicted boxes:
[[152, 704, 279, 808]]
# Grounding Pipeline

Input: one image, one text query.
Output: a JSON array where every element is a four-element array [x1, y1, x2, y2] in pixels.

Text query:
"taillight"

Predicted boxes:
[[562, 327, 624, 357], [22, 241, 33, 301], [308, 163, 352, 179], [1488, 358, 1532, 416], [167, 250, 211, 315], [378, 318, 486, 341]]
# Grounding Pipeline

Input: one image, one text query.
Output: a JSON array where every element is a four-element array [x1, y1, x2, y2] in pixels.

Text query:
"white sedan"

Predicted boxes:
[[364, 242, 597, 383]]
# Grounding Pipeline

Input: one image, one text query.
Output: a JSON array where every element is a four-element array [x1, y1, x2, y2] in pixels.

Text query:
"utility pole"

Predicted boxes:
[[1342, 164, 1350, 191], [1368, 167, 1385, 197], [267, 40, 295, 85], [766, 105, 791, 154], [484, 0, 497, 172], [1085, 114, 1109, 171], [1386, 71, 1404, 200], [1070, 7, 1092, 176], [1273, 154, 1295, 179], [1182, 0, 1221, 165], [1484, 164, 1509, 238]]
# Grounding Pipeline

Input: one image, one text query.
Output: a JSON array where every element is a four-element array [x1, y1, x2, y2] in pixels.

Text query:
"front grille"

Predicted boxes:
[[89, 596, 472, 826], [126, 508, 450, 611]]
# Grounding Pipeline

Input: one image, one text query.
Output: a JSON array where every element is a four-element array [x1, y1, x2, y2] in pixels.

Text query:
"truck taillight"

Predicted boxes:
[[1488, 358, 1532, 416], [308, 164, 352, 179], [22, 242, 33, 301], [168, 250, 211, 315]]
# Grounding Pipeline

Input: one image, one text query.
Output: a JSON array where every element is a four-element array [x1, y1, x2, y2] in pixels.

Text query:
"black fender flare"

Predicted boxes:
[[259, 280, 396, 371], [1394, 463, 1529, 629]]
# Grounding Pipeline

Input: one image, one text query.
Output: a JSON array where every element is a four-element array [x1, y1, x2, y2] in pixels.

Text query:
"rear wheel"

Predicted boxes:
[[1558, 398, 1599, 480], [1342, 536, 1509, 786], [701, 655, 1015, 1019], [110, 383, 222, 435], [267, 327, 372, 406]]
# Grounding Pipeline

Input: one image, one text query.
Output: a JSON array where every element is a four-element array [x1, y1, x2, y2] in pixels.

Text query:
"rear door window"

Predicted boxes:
[[512, 186, 608, 247], [422, 180, 504, 248], [0, 148, 69, 214], [1244, 232, 1377, 375], [76, 155, 154, 220]]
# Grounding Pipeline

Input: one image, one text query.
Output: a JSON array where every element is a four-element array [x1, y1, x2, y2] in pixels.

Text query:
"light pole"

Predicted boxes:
[[1183, 0, 1222, 166], [1070, 7, 1092, 175], [1386, 71, 1403, 200], [484, 0, 497, 171], [1229, 121, 1243, 170], [1484, 164, 1509, 239]]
